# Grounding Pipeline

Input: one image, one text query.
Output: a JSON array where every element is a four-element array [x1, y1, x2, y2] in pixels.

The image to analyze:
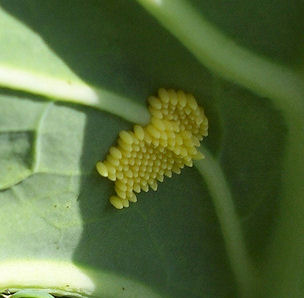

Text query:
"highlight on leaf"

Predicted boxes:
[[96, 88, 208, 209]]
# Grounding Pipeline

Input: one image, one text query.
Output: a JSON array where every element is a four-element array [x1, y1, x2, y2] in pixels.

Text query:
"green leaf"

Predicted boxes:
[[0, 1, 303, 298]]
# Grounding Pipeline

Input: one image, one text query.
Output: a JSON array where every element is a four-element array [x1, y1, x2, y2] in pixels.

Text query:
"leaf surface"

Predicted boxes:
[[0, 1, 303, 297]]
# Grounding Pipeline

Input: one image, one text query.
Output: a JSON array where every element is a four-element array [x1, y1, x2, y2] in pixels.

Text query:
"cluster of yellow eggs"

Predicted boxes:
[[96, 88, 208, 209]]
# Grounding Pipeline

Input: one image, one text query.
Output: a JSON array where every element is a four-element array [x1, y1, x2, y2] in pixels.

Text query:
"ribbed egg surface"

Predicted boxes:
[[96, 88, 208, 209]]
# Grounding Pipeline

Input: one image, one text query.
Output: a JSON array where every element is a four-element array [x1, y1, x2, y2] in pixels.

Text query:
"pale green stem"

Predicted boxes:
[[0, 66, 150, 125], [195, 148, 254, 298], [258, 118, 304, 298], [135, 0, 304, 114]]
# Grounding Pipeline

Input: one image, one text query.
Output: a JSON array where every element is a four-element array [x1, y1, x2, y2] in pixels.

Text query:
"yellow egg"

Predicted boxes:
[[96, 88, 208, 209]]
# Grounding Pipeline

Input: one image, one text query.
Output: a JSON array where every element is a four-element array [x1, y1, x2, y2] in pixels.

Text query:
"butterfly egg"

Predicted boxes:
[[154, 159, 161, 167], [128, 192, 137, 203], [185, 107, 192, 115], [152, 138, 160, 147], [127, 177, 134, 186], [110, 196, 124, 209], [142, 184, 149, 192], [114, 185, 127, 199], [188, 147, 198, 156], [109, 147, 122, 159], [162, 109, 169, 116], [191, 136, 200, 147], [125, 169, 133, 178], [180, 119, 186, 127], [157, 173, 164, 182], [172, 165, 181, 174], [107, 155, 120, 167], [144, 132, 152, 144], [177, 90, 187, 107], [122, 199, 130, 208], [133, 184, 141, 193], [150, 171, 157, 179], [131, 134, 140, 145], [158, 88, 170, 103], [183, 138, 195, 149], [149, 181, 158, 191], [128, 158, 135, 166], [142, 159, 148, 167], [184, 158, 193, 167], [195, 119, 204, 129], [143, 171, 150, 180], [179, 161, 186, 169], [193, 151, 205, 160], [179, 147, 188, 157], [119, 130, 134, 145], [173, 147, 182, 156], [183, 118, 189, 125], [134, 125, 145, 140], [146, 124, 161, 139], [201, 117, 208, 127], [140, 181, 149, 192], [116, 180, 128, 192], [164, 169, 172, 177], [168, 89, 178, 105], [148, 147, 154, 154], [126, 189, 132, 198], [96, 161, 108, 177], [172, 114, 179, 121], [168, 138, 176, 148], [187, 94, 198, 110], [132, 164, 140, 172], [118, 139, 132, 152], [168, 120, 179, 132], [160, 139, 168, 147], [166, 113, 173, 121], [151, 117, 166, 131], [195, 108, 205, 119], [103, 161, 115, 174], [123, 164, 129, 171], [121, 157, 129, 165], [162, 119, 172, 130], [181, 129, 192, 139], [140, 179, 148, 186], [149, 108, 163, 119], [116, 172, 124, 180], [161, 161, 169, 170], [152, 153, 158, 161], [148, 96, 162, 110], [175, 135, 183, 146]]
